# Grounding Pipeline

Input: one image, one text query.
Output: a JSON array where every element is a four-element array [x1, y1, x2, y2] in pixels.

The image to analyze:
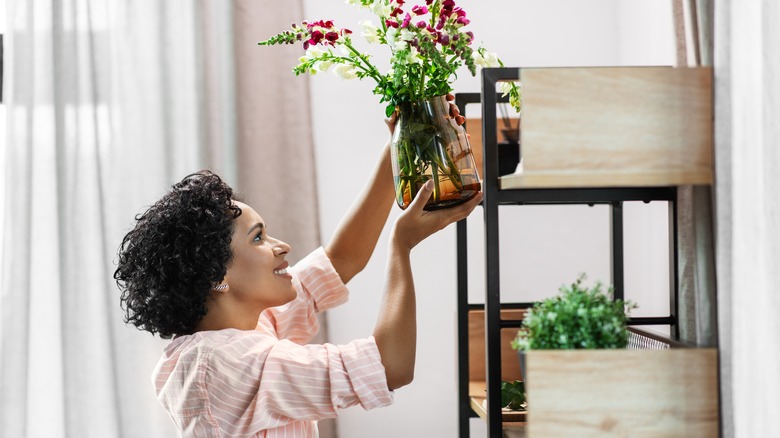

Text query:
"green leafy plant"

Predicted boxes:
[[511, 274, 636, 351], [501, 380, 526, 411]]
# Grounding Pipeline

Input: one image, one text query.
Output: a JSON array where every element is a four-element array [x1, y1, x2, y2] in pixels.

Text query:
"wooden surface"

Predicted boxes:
[[518, 66, 713, 187], [526, 349, 719, 437], [469, 381, 527, 427], [468, 309, 525, 382], [464, 117, 520, 177], [488, 66, 714, 189]]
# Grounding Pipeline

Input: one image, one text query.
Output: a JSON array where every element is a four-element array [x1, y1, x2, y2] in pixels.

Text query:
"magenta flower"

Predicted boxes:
[[401, 13, 412, 28], [416, 20, 427, 29], [412, 5, 428, 15]]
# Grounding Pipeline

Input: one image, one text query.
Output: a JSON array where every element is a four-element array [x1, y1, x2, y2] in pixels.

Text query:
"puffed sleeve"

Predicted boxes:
[[257, 247, 349, 343], [204, 331, 394, 435]]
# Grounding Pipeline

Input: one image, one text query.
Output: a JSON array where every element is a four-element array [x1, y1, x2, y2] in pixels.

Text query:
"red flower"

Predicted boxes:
[[386, 19, 400, 28], [325, 31, 339, 43], [309, 30, 324, 45]]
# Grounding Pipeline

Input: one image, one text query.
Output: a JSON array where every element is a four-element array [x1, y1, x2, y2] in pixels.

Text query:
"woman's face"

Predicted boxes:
[[223, 201, 296, 308]]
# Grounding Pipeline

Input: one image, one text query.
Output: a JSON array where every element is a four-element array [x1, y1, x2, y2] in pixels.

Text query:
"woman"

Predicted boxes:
[[114, 110, 481, 437]]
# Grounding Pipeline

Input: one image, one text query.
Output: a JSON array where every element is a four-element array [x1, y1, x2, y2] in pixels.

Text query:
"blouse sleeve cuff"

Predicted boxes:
[[291, 247, 349, 312], [339, 336, 394, 411]]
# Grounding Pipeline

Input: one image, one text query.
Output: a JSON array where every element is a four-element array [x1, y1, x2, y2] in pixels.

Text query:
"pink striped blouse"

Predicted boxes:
[[153, 247, 394, 437]]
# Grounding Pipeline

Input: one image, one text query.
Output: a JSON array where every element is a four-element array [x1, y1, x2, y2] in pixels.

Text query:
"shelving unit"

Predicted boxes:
[[454, 66, 715, 437]]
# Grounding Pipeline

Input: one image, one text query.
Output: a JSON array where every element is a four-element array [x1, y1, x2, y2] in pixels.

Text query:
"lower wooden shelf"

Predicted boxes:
[[469, 381, 527, 430]]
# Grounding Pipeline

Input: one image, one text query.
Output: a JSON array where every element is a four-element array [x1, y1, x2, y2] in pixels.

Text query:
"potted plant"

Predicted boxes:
[[511, 274, 633, 381], [259, 0, 520, 210], [509, 275, 719, 437]]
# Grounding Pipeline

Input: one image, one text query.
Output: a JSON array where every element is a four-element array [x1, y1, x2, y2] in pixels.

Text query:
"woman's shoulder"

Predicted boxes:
[[165, 329, 275, 359]]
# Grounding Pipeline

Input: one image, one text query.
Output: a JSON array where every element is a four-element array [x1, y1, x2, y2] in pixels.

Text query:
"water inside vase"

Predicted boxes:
[[395, 169, 481, 210]]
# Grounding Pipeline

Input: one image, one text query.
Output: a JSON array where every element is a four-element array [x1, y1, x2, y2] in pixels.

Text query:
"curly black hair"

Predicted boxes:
[[114, 170, 242, 339]]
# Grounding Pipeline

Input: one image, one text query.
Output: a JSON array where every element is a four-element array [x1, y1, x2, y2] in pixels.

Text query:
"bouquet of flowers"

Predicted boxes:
[[259, 0, 520, 116], [260, 0, 520, 209]]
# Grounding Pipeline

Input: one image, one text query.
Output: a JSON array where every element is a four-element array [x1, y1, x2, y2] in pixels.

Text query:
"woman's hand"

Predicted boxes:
[[391, 180, 482, 251]]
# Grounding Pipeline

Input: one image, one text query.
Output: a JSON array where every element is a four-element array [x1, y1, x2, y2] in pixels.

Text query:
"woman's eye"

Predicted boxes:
[[253, 232, 263, 242]]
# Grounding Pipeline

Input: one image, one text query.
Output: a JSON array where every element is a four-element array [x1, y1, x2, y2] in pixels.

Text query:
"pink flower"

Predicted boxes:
[[416, 20, 427, 29], [401, 13, 412, 28], [455, 17, 470, 26], [412, 5, 428, 15]]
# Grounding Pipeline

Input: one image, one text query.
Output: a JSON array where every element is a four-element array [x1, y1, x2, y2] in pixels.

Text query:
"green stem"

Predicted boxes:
[[343, 42, 384, 83]]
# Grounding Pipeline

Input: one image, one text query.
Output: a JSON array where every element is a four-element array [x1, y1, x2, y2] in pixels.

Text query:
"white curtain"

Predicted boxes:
[[0, 1, 274, 437], [714, 0, 780, 436]]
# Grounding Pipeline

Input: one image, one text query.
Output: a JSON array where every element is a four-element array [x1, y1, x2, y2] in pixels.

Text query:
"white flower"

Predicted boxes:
[[299, 47, 325, 63], [371, 0, 392, 18], [386, 27, 399, 45], [400, 28, 416, 42], [333, 64, 358, 80], [338, 45, 352, 56], [406, 46, 423, 64], [361, 20, 381, 44], [315, 60, 334, 72], [473, 50, 500, 68], [393, 39, 408, 52]]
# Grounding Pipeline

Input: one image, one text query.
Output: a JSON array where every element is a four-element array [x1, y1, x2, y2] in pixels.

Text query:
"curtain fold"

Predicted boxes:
[[714, 1, 780, 436], [1, 1, 325, 437]]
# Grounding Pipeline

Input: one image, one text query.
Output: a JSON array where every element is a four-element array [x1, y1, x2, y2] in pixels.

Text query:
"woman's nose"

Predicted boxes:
[[272, 239, 291, 257]]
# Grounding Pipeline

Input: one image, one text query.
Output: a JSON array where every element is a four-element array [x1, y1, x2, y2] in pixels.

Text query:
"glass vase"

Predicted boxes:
[[391, 95, 481, 210]]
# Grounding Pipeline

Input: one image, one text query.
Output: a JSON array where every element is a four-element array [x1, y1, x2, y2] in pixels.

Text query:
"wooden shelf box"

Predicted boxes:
[[466, 66, 714, 189], [525, 349, 719, 437]]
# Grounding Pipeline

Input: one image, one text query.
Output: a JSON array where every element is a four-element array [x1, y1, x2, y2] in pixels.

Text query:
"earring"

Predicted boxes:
[[213, 284, 228, 291]]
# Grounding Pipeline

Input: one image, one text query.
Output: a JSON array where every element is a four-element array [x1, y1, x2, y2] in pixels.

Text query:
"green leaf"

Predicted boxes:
[[501, 380, 526, 410], [385, 104, 396, 118]]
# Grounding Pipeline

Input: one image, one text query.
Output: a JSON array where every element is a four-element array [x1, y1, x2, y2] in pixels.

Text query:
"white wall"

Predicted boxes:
[[301, 1, 674, 437]]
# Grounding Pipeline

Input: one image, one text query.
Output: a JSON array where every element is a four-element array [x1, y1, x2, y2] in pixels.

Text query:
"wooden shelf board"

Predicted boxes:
[[469, 381, 527, 429], [499, 169, 713, 190]]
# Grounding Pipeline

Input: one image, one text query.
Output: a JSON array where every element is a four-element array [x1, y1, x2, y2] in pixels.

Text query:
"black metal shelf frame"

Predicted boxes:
[[455, 67, 681, 438]]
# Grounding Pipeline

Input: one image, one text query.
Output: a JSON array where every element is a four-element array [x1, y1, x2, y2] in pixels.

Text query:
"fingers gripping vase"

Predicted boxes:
[[391, 95, 481, 210]]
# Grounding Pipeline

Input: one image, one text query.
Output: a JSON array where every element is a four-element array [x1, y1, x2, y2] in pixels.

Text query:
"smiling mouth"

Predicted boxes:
[[273, 268, 288, 275]]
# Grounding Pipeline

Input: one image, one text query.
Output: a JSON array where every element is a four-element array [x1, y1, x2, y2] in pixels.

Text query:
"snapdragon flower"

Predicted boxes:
[[473, 49, 500, 68], [333, 64, 359, 80], [360, 20, 381, 44]]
